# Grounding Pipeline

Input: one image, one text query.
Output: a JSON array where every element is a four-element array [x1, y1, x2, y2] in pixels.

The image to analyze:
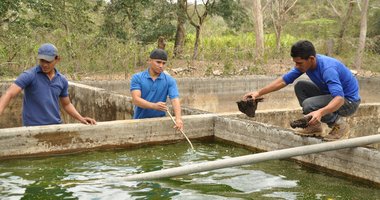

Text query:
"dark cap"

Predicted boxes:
[[150, 49, 168, 61], [37, 43, 58, 62]]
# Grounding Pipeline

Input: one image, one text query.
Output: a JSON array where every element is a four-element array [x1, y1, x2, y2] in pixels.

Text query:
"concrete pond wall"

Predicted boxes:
[[1, 109, 380, 184], [80, 76, 380, 113], [79, 76, 299, 112], [1, 76, 380, 185]]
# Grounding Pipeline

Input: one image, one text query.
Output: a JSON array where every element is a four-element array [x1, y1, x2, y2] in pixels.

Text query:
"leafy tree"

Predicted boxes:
[[101, 0, 176, 44], [101, 0, 149, 40], [0, 0, 22, 26], [0, 0, 31, 70], [29, 0, 94, 34], [134, 0, 176, 44], [211, 0, 249, 31]]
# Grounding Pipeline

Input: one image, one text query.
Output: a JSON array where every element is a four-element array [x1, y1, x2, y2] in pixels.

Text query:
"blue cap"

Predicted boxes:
[[37, 43, 58, 62]]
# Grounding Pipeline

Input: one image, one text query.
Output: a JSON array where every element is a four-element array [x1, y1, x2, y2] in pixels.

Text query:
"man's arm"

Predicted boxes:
[[170, 98, 183, 131], [243, 77, 287, 100], [60, 97, 96, 125], [131, 90, 167, 111], [0, 83, 22, 115]]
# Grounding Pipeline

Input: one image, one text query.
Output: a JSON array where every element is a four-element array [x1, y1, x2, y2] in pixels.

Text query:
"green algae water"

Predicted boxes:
[[1, 141, 379, 200]]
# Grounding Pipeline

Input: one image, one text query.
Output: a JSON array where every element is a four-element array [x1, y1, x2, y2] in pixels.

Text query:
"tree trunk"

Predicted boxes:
[[336, 1, 355, 54], [193, 26, 201, 59], [325, 39, 335, 56], [252, 0, 264, 60], [354, 0, 369, 70], [275, 25, 282, 52], [174, 0, 186, 58], [174, 21, 186, 57], [157, 36, 166, 50]]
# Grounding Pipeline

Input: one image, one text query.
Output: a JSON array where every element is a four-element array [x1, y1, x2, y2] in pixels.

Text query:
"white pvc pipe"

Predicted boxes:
[[124, 134, 380, 181]]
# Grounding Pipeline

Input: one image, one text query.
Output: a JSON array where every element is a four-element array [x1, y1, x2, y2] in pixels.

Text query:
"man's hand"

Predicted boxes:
[[81, 117, 97, 125], [174, 118, 184, 131], [243, 91, 260, 101], [306, 110, 323, 125], [153, 102, 167, 111]]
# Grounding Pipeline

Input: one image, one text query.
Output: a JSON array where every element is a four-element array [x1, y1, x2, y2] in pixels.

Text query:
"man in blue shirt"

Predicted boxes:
[[0, 43, 96, 126], [243, 40, 360, 141], [130, 48, 183, 131]]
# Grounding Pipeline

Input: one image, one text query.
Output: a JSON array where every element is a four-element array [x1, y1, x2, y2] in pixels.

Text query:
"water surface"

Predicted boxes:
[[0, 141, 379, 199]]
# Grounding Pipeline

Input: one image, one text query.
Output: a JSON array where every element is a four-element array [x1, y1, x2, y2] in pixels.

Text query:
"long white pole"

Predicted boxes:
[[124, 134, 380, 181]]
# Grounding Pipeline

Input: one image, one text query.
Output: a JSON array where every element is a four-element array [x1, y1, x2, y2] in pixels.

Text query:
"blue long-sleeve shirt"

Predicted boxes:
[[283, 54, 360, 102]]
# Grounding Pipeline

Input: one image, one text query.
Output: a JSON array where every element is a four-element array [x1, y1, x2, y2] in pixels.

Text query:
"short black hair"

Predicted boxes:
[[150, 49, 168, 61], [290, 40, 316, 60]]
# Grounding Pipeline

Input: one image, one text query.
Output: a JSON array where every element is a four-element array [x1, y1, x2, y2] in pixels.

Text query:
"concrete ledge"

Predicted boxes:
[[0, 114, 215, 160], [238, 103, 380, 149], [214, 116, 380, 184]]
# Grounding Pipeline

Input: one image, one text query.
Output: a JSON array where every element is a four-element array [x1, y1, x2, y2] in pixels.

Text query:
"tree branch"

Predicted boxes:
[[284, 0, 298, 14], [327, 0, 341, 18], [356, 0, 362, 12], [185, 0, 199, 27], [270, 1, 279, 36], [262, 0, 273, 11]]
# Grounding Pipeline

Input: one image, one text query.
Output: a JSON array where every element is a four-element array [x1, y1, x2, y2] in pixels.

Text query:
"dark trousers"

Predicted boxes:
[[294, 80, 360, 127]]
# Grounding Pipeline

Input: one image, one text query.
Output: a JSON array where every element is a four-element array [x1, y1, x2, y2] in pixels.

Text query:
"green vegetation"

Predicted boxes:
[[0, 0, 379, 80]]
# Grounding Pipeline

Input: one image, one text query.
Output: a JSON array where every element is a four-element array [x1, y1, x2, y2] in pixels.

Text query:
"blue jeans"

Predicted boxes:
[[294, 80, 360, 127]]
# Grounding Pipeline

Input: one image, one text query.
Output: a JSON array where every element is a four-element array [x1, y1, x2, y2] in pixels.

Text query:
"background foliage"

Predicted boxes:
[[0, 0, 379, 79]]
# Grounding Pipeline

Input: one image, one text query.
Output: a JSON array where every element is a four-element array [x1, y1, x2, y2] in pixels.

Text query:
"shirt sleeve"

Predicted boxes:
[[282, 67, 303, 85], [60, 78, 69, 97], [168, 77, 179, 99], [323, 68, 344, 98], [14, 70, 35, 89], [130, 74, 141, 91]]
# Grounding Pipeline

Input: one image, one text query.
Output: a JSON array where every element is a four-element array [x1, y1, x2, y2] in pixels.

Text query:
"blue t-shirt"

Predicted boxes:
[[283, 54, 360, 102], [14, 65, 69, 126], [130, 69, 179, 119]]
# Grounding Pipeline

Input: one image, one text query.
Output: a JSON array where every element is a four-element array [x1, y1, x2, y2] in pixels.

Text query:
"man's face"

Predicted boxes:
[[149, 59, 166, 74], [39, 57, 58, 74], [292, 56, 314, 73]]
